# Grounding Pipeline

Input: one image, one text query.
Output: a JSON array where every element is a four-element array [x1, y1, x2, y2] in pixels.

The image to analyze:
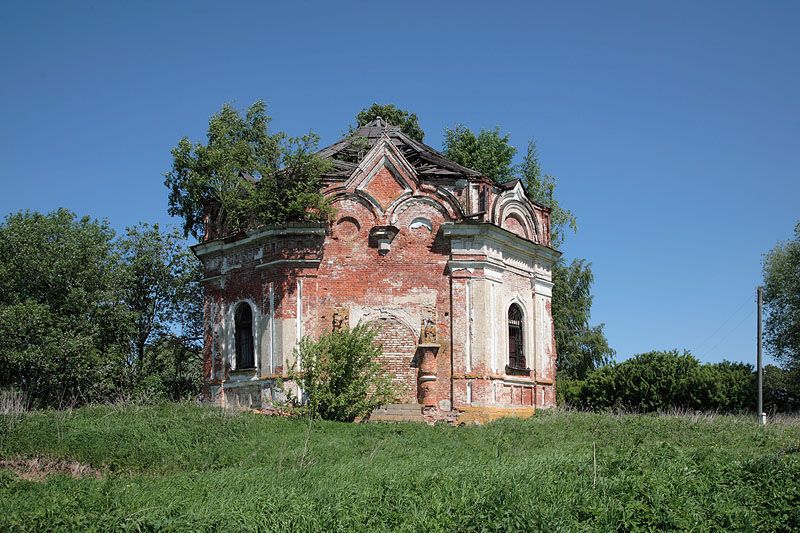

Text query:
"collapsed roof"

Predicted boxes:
[[318, 117, 485, 182]]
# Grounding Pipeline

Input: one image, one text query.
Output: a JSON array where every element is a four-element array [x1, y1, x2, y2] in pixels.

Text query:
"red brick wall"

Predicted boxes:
[[368, 317, 418, 403], [311, 195, 453, 406]]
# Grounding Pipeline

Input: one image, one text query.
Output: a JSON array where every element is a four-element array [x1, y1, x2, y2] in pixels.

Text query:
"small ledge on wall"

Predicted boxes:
[[369, 225, 399, 255], [227, 368, 257, 382], [504, 365, 532, 377]]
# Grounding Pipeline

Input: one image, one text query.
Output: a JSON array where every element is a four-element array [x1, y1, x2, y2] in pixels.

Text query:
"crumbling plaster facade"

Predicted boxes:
[[194, 119, 561, 418]]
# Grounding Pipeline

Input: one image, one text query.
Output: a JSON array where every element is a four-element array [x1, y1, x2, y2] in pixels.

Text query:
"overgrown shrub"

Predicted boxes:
[[763, 364, 800, 412], [290, 325, 397, 422], [561, 350, 757, 413], [555, 378, 585, 406], [695, 360, 756, 412]]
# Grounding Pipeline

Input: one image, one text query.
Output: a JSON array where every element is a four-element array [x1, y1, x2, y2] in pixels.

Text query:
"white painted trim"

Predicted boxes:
[[226, 299, 260, 373], [465, 279, 472, 373], [490, 282, 497, 373], [349, 134, 419, 190], [448, 258, 515, 280], [296, 278, 303, 370], [409, 217, 433, 231], [351, 307, 422, 339], [389, 195, 450, 225], [502, 376, 536, 387], [533, 276, 554, 298], [532, 279, 539, 378], [268, 282, 275, 374], [442, 222, 560, 264]]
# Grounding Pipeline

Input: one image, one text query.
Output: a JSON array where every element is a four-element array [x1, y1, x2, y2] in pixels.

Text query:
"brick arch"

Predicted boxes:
[[491, 192, 540, 243], [502, 213, 530, 240], [387, 194, 457, 225], [328, 193, 379, 224], [365, 316, 418, 403]]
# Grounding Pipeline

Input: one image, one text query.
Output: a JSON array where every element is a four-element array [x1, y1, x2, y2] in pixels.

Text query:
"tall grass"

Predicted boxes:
[[0, 388, 27, 415], [1, 404, 798, 531]]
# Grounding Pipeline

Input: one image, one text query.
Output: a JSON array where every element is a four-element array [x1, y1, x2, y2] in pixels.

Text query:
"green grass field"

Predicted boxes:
[[1, 404, 798, 531]]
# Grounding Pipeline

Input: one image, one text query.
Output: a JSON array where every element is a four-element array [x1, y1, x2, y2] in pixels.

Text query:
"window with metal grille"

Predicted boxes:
[[508, 304, 526, 370], [235, 303, 255, 370]]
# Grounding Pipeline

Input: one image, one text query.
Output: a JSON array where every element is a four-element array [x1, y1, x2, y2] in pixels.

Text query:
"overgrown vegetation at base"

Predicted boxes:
[[1, 404, 798, 531], [289, 325, 398, 421]]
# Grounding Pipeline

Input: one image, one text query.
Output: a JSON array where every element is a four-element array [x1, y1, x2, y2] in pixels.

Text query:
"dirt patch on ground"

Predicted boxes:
[[0, 457, 103, 481], [251, 405, 295, 417]]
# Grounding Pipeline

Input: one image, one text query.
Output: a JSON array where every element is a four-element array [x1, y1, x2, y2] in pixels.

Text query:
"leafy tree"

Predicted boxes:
[[442, 124, 517, 183], [289, 324, 397, 422], [134, 335, 204, 402], [0, 210, 132, 406], [118, 223, 203, 368], [519, 141, 577, 249], [356, 103, 425, 142], [694, 360, 756, 412], [762, 221, 800, 368], [553, 260, 614, 379], [165, 101, 333, 240], [0, 210, 206, 407]]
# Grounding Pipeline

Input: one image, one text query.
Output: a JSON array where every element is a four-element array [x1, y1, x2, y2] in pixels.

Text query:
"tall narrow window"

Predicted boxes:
[[235, 303, 255, 370], [507, 304, 526, 370]]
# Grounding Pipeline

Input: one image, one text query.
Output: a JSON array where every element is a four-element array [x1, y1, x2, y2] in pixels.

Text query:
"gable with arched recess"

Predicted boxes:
[[491, 183, 541, 243]]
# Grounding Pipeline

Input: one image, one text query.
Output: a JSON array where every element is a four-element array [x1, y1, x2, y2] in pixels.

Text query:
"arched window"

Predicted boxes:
[[507, 304, 526, 370], [235, 303, 255, 370]]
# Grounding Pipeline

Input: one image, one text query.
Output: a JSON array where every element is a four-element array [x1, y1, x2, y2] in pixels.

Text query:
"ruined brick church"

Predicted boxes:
[[194, 118, 560, 419]]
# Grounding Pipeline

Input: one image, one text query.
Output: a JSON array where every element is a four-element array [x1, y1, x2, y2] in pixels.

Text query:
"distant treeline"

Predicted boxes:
[[558, 350, 799, 413]]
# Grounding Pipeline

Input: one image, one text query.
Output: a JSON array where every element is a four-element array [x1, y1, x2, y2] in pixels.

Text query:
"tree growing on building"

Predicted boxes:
[[165, 101, 333, 241], [355, 103, 425, 142]]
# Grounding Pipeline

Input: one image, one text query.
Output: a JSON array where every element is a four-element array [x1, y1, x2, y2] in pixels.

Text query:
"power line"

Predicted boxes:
[[706, 308, 755, 357], [694, 295, 751, 351]]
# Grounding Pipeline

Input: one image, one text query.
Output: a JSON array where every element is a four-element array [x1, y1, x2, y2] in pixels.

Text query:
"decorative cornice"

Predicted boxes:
[[192, 224, 326, 258], [255, 259, 321, 270], [442, 222, 561, 264], [452, 374, 551, 387]]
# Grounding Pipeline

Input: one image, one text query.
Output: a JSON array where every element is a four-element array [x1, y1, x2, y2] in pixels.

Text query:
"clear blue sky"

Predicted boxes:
[[2, 1, 798, 366]]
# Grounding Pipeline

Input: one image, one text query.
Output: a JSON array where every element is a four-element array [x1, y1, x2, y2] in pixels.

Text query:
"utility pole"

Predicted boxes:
[[757, 286, 766, 426]]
